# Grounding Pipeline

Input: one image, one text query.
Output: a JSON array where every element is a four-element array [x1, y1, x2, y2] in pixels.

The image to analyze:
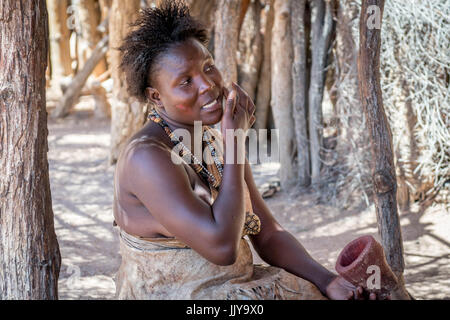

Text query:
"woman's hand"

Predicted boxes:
[[221, 82, 256, 137], [325, 275, 391, 300]]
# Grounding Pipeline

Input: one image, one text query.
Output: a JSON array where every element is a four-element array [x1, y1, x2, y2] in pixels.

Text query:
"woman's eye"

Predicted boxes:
[[181, 78, 191, 86], [206, 64, 214, 72]]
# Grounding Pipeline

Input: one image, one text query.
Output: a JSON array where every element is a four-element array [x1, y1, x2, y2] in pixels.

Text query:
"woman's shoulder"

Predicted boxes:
[[115, 123, 180, 185], [115, 125, 189, 195], [127, 135, 171, 156], [121, 122, 173, 162], [123, 143, 175, 181]]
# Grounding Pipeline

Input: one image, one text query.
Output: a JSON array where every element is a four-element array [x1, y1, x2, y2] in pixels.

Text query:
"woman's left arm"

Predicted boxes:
[[244, 158, 336, 295], [245, 159, 383, 300]]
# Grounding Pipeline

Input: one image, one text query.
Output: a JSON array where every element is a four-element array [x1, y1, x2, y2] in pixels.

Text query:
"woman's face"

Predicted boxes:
[[146, 38, 225, 126]]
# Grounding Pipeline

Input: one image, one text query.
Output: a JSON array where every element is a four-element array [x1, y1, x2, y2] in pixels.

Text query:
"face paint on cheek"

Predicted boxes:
[[175, 103, 188, 110]]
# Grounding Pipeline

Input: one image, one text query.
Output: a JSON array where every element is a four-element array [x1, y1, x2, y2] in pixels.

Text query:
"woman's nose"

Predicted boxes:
[[198, 75, 215, 95]]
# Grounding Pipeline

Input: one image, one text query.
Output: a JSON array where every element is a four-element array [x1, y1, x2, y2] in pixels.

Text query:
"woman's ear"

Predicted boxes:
[[145, 87, 163, 108]]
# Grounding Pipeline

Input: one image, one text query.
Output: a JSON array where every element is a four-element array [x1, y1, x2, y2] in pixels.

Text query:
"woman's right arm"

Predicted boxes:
[[128, 85, 253, 266]]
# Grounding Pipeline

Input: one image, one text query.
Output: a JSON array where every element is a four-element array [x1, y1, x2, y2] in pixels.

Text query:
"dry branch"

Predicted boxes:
[[51, 35, 109, 119], [331, 0, 449, 208], [357, 0, 410, 300]]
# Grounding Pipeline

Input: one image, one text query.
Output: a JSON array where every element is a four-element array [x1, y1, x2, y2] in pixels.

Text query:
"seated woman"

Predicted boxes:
[[112, 0, 378, 300]]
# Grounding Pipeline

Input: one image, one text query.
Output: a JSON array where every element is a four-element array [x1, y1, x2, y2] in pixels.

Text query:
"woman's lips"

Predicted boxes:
[[200, 98, 221, 113]]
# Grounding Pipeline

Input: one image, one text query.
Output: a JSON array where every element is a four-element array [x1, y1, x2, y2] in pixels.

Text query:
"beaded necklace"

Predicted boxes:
[[148, 108, 223, 189], [147, 108, 261, 237]]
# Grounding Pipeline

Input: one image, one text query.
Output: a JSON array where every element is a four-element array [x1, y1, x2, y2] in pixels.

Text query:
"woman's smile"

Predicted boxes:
[[200, 93, 224, 113]]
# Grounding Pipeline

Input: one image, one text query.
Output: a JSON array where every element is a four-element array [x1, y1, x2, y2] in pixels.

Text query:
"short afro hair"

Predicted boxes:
[[118, 0, 209, 102]]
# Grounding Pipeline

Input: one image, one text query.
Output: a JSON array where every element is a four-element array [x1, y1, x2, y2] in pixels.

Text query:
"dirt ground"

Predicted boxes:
[[48, 106, 449, 300]]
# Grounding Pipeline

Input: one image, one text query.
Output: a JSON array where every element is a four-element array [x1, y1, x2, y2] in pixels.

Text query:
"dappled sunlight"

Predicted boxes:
[[59, 273, 116, 300], [54, 133, 110, 147], [48, 116, 119, 300]]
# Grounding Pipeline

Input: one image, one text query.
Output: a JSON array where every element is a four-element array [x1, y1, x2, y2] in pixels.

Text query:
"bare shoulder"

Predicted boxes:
[[119, 121, 176, 172], [124, 135, 188, 185]]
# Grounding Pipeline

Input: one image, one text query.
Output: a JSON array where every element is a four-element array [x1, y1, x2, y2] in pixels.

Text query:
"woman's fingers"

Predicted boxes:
[[231, 83, 243, 111], [232, 82, 249, 112], [346, 291, 354, 300], [249, 100, 256, 115], [224, 83, 256, 128], [223, 86, 235, 106], [223, 86, 229, 100], [225, 89, 237, 118], [356, 287, 365, 300], [224, 85, 241, 114], [228, 82, 256, 116]]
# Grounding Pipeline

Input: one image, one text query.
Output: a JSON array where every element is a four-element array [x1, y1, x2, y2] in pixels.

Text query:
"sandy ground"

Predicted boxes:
[[48, 107, 450, 300]]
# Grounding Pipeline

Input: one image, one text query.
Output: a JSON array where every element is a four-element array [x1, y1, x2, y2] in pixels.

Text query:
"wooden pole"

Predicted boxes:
[[357, 0, 411, 300], [291, 0, 311, 186], [238, 0, 251, 38], [214, 0, 241, 88], [47, 0, 72, 80], [308, 0, 335, 186], [109, 0, 144, 164], [254, 0, 274, 131], [271, 0, 297, 189], [238, 0, 263, 103], [0, 0, 61, 299], [78, 0, 108, 77]]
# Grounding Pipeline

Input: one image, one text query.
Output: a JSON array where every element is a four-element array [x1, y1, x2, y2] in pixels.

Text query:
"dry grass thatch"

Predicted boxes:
[[323, 0, 449, 209]]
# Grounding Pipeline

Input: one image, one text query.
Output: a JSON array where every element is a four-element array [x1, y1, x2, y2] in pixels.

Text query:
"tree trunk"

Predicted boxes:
[[333, 0, 372, 207], [308, 0, 335, 186], [238, 0, 251, 38], [51, 35, 109, 119], [99, 0, 112, 18], [78, 0, 108, 78], [0, 0, 61, 299], [109, 0, 146, 164], [187, 0, 217, 31], [394, 80, 420, 211], [186, 0, 218, 56], [214, 0, 242, 88], [99, 0, 113, 68], [47, 0, 72, 84], [335, 0, 360, 144], [271, 0, 297, 189], [89, 80, 112, 119], [291, 0, 311, 186], [357, 0, 410, 300], [237, 0, 263, 103], [254, 0, 274, 131]]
